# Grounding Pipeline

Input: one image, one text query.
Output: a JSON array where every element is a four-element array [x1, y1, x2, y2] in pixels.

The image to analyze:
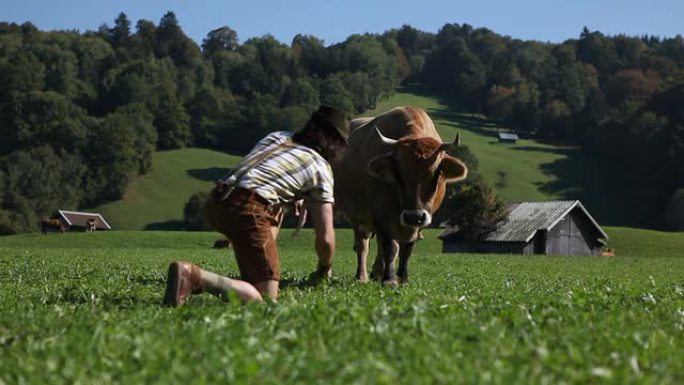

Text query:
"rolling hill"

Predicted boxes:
[[366, 87, 656, 227], [365, 89, 568, 202], [88, 148, 241, 230], [92, 88, 654, 230]]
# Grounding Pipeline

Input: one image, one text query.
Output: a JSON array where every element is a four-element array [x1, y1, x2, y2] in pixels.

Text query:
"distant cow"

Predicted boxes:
[[332, 107, 468, 285], [213, 239, 231, 249], [41, 218, 66, 234], [601, 248, 615, 257]]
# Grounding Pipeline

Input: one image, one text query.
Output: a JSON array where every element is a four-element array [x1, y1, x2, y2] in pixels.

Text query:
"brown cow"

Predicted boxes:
[[332, 107, 467, 285], [41, 218, 66, 234], [600, 248, 615, 257]]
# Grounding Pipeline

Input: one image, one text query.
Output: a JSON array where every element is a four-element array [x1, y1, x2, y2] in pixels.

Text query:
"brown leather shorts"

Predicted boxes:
[[205, 186, 282, 283]]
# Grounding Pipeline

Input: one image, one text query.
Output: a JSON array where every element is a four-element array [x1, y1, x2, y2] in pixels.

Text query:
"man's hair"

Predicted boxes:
[[291, 119, 347, 162]]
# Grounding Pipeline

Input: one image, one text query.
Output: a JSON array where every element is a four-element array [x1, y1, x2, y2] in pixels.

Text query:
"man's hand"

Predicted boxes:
[[308, 202, 335, 276]]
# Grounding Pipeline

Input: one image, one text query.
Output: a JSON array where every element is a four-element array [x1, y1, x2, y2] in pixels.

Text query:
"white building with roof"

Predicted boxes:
[[55, 210, 112, 231]]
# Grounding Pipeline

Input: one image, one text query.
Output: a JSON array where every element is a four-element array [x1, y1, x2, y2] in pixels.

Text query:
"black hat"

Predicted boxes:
[[311, 105, 350, 142]]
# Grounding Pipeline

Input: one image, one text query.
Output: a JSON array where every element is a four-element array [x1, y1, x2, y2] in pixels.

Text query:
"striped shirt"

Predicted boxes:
[[223, 131, 334, 205]]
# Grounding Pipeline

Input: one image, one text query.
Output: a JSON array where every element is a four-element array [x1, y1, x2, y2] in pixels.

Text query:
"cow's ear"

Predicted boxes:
[[440, 156, 468, 183], [367, 153, 395, 182]]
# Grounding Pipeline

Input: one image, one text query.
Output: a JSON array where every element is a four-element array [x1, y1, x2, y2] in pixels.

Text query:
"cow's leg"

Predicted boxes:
[[377, 233, 399, 286], [370, 236, 398, 282], [353, 227, 371, 282], [397, 241, 416, 284], [369, 247, 383, 282], [369, 234, 385, 281]]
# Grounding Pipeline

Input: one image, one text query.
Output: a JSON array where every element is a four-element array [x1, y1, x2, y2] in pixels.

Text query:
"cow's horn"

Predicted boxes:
[[375, 126, 397, 145], [440, 133, 461, 152]]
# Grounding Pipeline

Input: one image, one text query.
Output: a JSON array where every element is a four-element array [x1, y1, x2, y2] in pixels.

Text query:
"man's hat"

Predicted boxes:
[[311, 105, 350, 142]]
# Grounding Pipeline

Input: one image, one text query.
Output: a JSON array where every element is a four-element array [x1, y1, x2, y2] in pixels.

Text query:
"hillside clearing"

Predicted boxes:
[[88, 148, 241, 230], [87, 89, 666, 230], [365, 89, 569, 202], [366, 88, 656, 227]]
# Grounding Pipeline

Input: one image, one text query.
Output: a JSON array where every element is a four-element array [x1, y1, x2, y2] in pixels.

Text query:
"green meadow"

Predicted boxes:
[[1, 229, 683, 384], [11, 88, 678, 384], [89, 88, 652, 231]]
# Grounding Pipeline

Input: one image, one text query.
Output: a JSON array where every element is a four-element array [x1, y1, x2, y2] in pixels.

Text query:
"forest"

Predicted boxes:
[[1, 12, 683, 233]]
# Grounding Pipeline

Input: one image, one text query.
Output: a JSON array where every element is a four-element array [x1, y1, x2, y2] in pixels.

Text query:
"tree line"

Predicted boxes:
[[1, 12, 683, 233], [406, 24, 684, 229], [0, 12, 405, 233]]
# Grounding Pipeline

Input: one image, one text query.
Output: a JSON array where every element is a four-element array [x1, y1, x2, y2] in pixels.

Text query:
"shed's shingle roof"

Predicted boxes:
[[439, 200, 607, 242]]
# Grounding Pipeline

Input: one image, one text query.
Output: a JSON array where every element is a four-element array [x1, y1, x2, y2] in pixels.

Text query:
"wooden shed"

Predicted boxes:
[[498, 132, 519, 143], [56, 210, 112, 231], [438, 200, 608, 256]]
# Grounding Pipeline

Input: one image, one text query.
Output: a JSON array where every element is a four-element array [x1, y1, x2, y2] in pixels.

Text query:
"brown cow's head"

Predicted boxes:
[[367, 126, 467, 229]]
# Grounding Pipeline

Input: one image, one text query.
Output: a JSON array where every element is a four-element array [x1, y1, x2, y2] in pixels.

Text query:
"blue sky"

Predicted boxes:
[[4, 0, 683, 46]]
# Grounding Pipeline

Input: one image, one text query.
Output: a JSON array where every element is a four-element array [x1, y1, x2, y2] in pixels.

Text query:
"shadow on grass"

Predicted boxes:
[[513, 146, 575, 156], [144, 220, 185, 231], [187, 167, 232, 182], [430, 107, 501, 139], [533, 151, 661, 228], [280, 275, 339, 290], [399, 85, 502, 138]]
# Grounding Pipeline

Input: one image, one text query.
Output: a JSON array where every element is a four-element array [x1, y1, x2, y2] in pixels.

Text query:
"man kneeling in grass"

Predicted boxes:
[[162, 106, 350, 305]]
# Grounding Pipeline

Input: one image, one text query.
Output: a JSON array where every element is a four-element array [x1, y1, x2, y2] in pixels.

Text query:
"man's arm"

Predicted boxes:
[[308, 202, 335, 277]]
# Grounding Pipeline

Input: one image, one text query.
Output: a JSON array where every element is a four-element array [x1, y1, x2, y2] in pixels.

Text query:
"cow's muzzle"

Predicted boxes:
[[400, 209, 432, 228]]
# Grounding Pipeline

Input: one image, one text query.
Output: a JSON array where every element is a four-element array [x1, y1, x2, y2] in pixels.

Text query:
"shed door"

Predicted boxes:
[[533, 231, 546, 254]]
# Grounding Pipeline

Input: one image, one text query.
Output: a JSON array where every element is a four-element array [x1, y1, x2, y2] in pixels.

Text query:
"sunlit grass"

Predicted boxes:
[[1, 230, 683, 384]]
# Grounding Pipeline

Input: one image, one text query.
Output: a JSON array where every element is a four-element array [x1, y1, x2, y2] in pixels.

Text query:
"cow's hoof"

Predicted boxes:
[[382, 279, 399, 287], [399, 278, 409, 285], [355, 274, 369, 283]]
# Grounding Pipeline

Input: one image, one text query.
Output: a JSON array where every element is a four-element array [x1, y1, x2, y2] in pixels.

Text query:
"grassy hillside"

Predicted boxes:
[[365, 88, 657, 227], [365, 89, 565, 202], [602, 226, 684, 257], [90, 88, 663, 230], [88, 148, 241, 230], [89, 88, 573, 231]]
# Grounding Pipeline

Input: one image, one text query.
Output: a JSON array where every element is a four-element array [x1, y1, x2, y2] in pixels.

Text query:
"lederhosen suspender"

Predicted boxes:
[[215, 138, 296, 202], [213, 136, 310, 235]]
